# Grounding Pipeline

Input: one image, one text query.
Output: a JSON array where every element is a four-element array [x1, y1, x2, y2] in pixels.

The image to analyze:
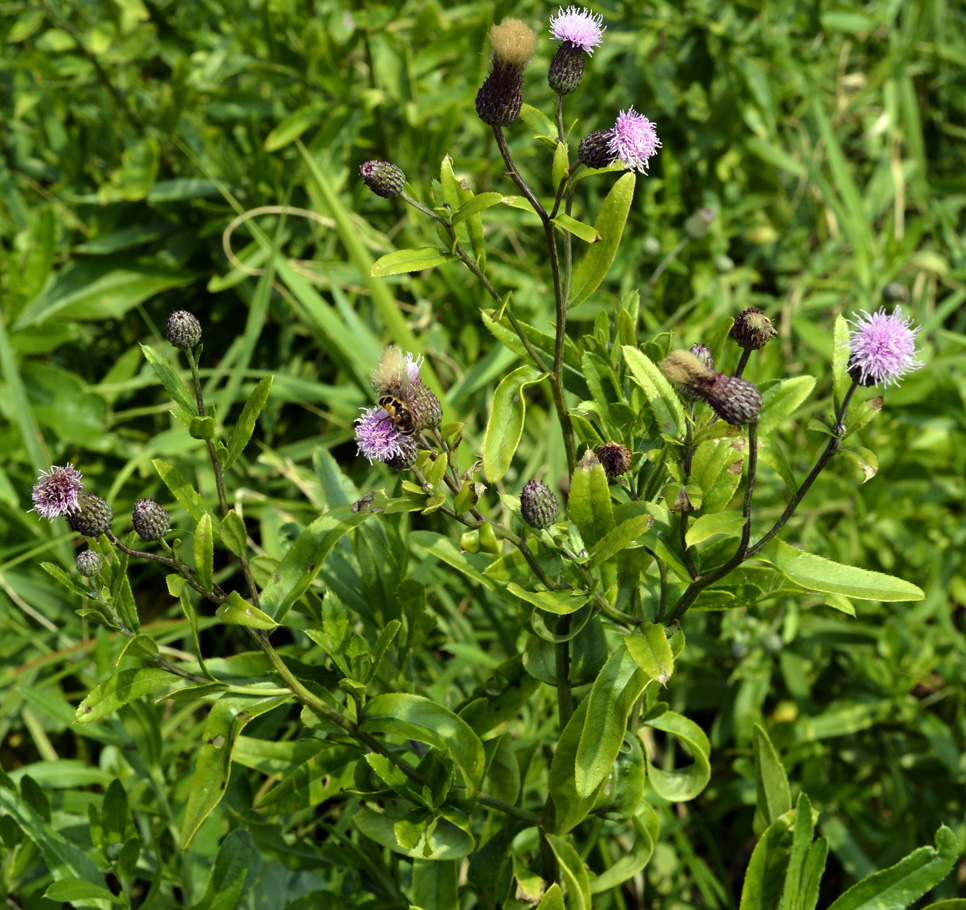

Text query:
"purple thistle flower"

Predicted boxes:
[[549, 6, 605, 55], [30, 464, 84, 520], [607, 107, 661, 173], [846, 306, 924, 388], [355, 406, 411, 464]]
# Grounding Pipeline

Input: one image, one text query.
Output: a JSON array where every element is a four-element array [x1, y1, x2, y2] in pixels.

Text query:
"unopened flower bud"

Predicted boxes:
[[521, 480, 558, 530], [360, 160, 406, 199], [548, 42, 585, 95], [409, 380, 442, 430], [165, 311, 202, 350], [641, 237, 662, 257], [731, 307, 777, 351], [132, 499, 170, 541], [714, 254, 735, 274], [383, 436, 419, 471], [683, 207, 715, 240], [475, 19, 538, 127], [578, 130, 614, 169], [76, 549, 104, 577], [703, 373, 763, 426], [594, 442, 632, 479], [67, 493, 114, 538]]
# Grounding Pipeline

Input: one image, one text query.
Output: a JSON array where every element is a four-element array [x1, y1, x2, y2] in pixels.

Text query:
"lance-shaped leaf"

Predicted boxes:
[[759, 376, 816, 436], [75, 668, 175, 723], [759, 539, 924, 601], [753, 723, 792, 837], [640, 710, 711, 801], [224, 375, 273, 469], [570, 172, 635, 307], [360, 694, 486, 794], [623, 345, 686, 438], [483, 366, 547, 483], [371, 247, 457, 277]]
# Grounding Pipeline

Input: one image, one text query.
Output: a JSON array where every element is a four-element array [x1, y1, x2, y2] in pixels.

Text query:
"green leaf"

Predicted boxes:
[[264, 102, 326, 151], [371, 247, 458, 277], [153, 459, 212, 523], [45, 878, 123, 904], [545, 834, 592, 910], [360, 694, 486, 794], [759, 539, 925, 602], [800, 838, 831, 910], [115, 633, 160, 664], [838, 445, 878, 482], [826, 826, 958, 910], [41, 561, 94, 600], [451, 192, 506, 226], [553, 213, 599, 244], [180, 692, 292, 848], [569, 453, 615, 550], [224, 375, 273, 468], [622, 622, 674, 685], [506, 584, 590, 616], [740, 812, 797, 910], [413, 858, 460, 910], [15, 259, 197, 327], [194, 512, 214, 592], [641, 709, 711, 801], [589, 808, 659, 894], [622, 345, 686, 437], [753, 723, 792, 838], [759, 376, 816, 436], [483, 366, 547, 483], [189, 415, 216, 439], [548, 700, 603, 833], [536, 883, 566, 910], [457, 654, 541, 736], [140, 343, 195, 415], [219, 509, 248, 558], [354, 803, 474, 860], [99, 135, 160, 203], [74, 669, 174, 723], [188, 829, 253, 910], [259, 505, 374, 621], [687, 513, 745, 546], [780, 793, 818, 910], [575, 643, 649, 798], [587, 513, 654, 569], [569, 172, 635, 306], [216, 591, 278, 630]]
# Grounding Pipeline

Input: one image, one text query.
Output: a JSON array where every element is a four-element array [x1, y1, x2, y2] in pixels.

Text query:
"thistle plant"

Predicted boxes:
[[21, 7, 950, 910]]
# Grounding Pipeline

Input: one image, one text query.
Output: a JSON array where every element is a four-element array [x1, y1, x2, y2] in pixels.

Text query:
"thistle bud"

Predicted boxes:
[[731, 307, 777, 351], [383, 436, 419, 471], [67, 493, 114, 538], [521, 480, 558, 530], [641, 237, 662, 257], [360, 159, 406, 199], [548, 42, 585, 95], [578, 130, 613, 169], [409, 380, 442, 431], [683, 207, 715, 240], [165, 311, 202, 350], [702, 373, 763, 426], [132, 499, 170, 542], [76, 549, 104, 578], [475, 19, 538, 127], [594, 442, 632, 479], [714, 254, 735, 274]]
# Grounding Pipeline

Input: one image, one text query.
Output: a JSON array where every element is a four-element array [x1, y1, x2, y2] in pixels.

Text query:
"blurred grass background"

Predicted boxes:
[[1, 0, 965, 906]]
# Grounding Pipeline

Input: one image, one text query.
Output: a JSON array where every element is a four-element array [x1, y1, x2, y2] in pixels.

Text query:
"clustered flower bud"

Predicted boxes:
[[165, 310, 202, 350], [360, 160, 406, 199], [578, 130, 613, 169], [408, 380, 443, 431], [76, 549, 103, 578], [683, 208, 715, 240], [521, 480, 558, 530], [731, 307, 777, 351], [702, 373, 763, 426], [475, 19, 538, 127], [660, 348, 762, 425], [132, 499, 170, 542], [67, 493, 114, 538]]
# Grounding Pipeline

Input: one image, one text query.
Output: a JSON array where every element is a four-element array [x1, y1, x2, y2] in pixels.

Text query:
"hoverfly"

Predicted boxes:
[[378, 395, 417, 436]]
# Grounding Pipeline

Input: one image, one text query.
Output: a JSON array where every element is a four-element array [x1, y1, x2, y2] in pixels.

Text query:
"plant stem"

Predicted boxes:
[[745, 381, 858, 559]]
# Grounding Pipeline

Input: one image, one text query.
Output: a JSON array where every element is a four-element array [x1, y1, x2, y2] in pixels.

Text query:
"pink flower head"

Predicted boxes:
[[846, 307, 924, 388], [355, 406, 410, 464], [30, 464, 84, 520], [607, 107, 661, 173], [549, 6, 605, 55]]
